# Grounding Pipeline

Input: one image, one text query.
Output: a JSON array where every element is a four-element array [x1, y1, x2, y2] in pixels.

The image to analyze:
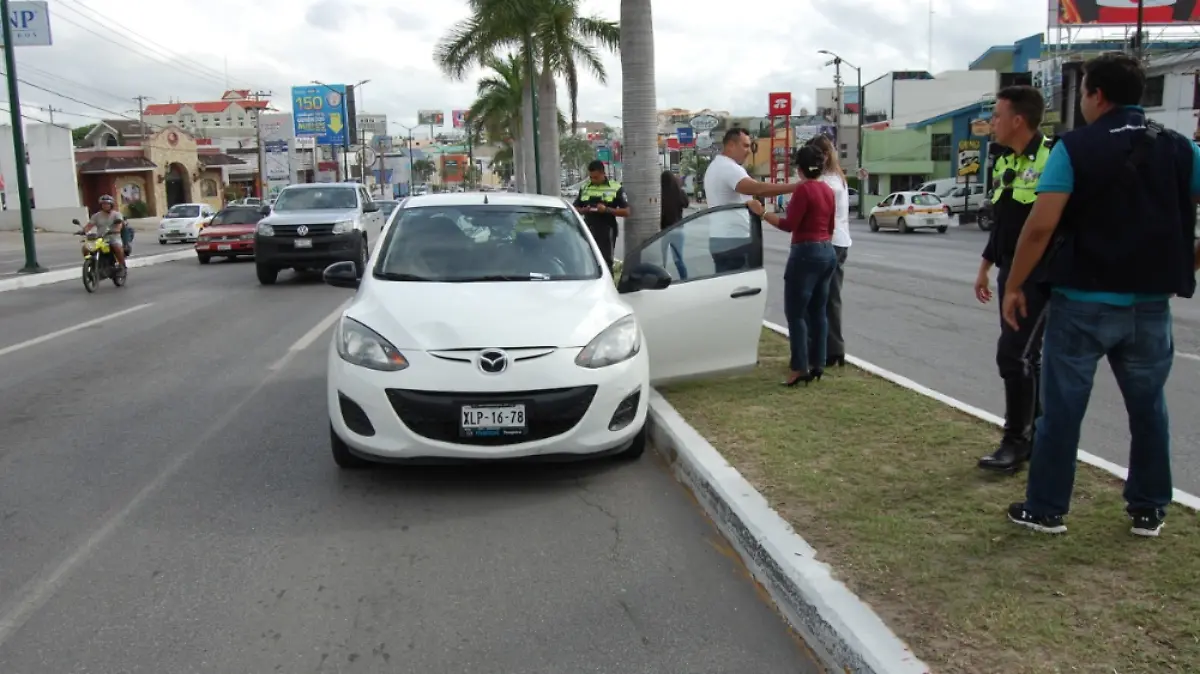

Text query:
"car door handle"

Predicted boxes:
[[730, 287, 762, 298]]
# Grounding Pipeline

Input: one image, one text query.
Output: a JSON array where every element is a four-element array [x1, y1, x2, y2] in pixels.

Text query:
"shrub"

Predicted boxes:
[[611, 258, 623, 285], [123, 200, 149, 218]]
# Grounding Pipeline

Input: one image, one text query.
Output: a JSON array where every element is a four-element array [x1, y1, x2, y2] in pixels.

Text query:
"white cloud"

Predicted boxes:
[[4, 0, 1047, 134]]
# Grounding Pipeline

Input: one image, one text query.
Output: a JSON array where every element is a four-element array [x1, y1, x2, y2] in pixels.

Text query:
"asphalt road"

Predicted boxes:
[[759, 220, 1200, 495], [0, 231, 192, 277], [0, 257, 820, 673]]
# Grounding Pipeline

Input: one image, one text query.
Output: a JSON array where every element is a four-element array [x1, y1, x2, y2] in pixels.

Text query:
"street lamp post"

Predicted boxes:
[[312, 79, 369, 182], [393, 122, 419, 197], [2, 0, 45, 274], [818, 50, 864, 219]]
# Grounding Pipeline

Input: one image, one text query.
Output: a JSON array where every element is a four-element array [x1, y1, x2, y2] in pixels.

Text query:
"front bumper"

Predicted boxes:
[[255, 233, 360, 267], [196, 240, 254, 255], [327, 343, 650, 461]]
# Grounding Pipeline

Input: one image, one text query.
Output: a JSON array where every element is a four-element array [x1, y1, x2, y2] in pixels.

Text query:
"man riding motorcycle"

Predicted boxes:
[[82, 195, 126, 269]]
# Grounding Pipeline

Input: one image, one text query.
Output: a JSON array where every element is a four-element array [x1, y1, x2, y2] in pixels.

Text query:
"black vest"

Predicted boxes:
[[1050, 107, 1196, 298]]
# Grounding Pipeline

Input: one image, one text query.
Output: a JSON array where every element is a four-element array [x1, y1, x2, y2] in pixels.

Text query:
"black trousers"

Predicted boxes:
[[588, 221, 616, 269], [996, 266, 1048, 380]]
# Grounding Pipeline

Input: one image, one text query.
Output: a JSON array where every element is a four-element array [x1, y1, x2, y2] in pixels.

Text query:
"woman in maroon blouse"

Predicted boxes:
[[754, 144, 838, 386]]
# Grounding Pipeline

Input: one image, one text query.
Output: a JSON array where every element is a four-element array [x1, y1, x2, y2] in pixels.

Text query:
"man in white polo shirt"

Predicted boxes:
[[703, 127, 801, 272]]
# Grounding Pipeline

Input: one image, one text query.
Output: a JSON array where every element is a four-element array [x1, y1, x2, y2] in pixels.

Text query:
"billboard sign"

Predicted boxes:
[[957, 140, 981, 179], [291, 84, 347, 146], [2, 2, 52, 47], [689, 114, 719, 131], [769, 92, 792, 116], [1053, 0, 1200, 25], [676, 127, 694, 146], [418, 110, 445, 126], [452, 109, 468, 128]]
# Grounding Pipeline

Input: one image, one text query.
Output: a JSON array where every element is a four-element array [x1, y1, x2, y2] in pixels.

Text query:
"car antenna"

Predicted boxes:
[[483, 193, 489, 205]]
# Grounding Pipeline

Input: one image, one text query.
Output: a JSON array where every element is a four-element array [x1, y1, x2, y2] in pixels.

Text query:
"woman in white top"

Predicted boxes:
[[807, 135, 851, 367]]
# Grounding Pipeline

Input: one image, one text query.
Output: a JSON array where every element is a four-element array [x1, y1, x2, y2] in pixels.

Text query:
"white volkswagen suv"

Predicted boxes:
[[322, 192, 768, 468]]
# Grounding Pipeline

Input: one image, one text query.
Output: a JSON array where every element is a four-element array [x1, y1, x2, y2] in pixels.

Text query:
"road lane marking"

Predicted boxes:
[[1180, 352, 1200, 363], [0, 303, 153, 358], [270, 299, 350, 371]]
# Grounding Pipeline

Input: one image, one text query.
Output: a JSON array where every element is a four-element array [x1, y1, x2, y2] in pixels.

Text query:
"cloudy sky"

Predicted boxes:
[[7, 0, 1048, 135]]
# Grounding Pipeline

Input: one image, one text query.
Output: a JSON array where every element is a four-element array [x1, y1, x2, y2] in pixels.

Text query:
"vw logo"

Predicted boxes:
[[296, 225, 309, 237], [478, 349, 508, 374]]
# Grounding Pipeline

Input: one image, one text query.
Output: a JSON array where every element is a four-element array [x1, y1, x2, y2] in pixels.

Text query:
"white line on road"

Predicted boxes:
[[268, 299, 350, 371], [0, 303, 153, 358], [1180, 352, 1200, 363]]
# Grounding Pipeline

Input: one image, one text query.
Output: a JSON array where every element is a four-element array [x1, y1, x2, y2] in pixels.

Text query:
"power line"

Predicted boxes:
[[0, 106, 52, 125]]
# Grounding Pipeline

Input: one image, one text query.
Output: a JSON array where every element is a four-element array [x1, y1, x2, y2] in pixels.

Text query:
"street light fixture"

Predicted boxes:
[[392, 121, 420, 197], [312, 78, 369, 181], [817, 50, 865, 218]]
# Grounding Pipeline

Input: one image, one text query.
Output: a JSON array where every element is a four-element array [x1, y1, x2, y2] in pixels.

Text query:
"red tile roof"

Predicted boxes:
[[143, 99, 269, 116]]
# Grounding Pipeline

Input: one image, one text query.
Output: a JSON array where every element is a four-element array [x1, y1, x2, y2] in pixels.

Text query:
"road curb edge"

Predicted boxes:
[[0, 249, 197, 293]]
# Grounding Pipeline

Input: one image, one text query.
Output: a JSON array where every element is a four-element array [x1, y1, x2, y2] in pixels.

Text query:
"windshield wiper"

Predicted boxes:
[[451, 274, 548, 282], [374, 271, 433, 281]]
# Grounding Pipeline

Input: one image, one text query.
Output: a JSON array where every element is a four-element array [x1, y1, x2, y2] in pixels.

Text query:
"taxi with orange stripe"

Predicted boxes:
[[867, 191, 953, 234]]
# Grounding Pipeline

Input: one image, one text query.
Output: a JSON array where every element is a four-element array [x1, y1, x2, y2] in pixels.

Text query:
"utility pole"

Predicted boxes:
[[37, 105, 61, 124], [2, 0, 44, 273], [525, 38, 543, 193], [1134, 0, 1146, 61], [250, 90, 272, 198], [832, 58, 843, 138], [133, 95, 152, 139]]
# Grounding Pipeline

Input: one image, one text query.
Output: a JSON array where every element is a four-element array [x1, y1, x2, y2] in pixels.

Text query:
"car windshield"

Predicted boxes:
[[166, 205, 200, 218], [273, 187, 357, 211], [375, 205, 601, 282], [211, 208, 261, 225], [912, 194, 942, 205]]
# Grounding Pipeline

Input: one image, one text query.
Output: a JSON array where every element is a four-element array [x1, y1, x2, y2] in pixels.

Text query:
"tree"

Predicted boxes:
[[71, 123, 96, 146], [620, 0, 659, 256], [412, 158, 436, 183], [559, 134, 594, 175], [434, 0, 618, 197], [467, 54, 528, 191]]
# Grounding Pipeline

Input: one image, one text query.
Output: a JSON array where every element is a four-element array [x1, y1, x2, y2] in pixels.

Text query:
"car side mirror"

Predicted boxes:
[[617, 261, 671, 293], [323, 261, 360, 289], [71, 218, 80, 225], [363, 202, 380, 212], [259, 204, 271, 215]]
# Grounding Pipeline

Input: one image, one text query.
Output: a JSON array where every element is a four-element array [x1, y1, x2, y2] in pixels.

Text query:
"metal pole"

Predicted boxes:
[[342, 96, 349, 181], [856, 65, 864, 219], [2, 0, 44, 274], [525, 40, 543, 194], [407, 135, 414, 195], [1134, 0, 1146, 60]]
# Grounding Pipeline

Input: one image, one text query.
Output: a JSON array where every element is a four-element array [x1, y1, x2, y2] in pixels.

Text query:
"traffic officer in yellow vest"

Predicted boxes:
[[574, 160, 629, 269], [973, 85, 1055, 474]]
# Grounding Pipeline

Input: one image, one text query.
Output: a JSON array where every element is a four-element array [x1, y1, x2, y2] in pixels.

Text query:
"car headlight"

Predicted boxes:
[[575, 315, 640, 369], [336, 317, 409, 371], [331, 220, 354, 234], [256, 222, 274, 236]]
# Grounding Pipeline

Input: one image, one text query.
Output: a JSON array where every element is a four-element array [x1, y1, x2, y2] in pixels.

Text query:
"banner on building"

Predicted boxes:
[[1052, 0, 1200, 25], [418, 110, 445, 126], [264, 139, 290, 181], [793, 124, 836, 145], [452, 109, 468, 128], [957, 140, 981, 181]]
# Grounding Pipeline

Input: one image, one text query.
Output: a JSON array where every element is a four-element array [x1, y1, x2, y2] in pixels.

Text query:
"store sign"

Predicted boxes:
[[768, 92, 792, 116]]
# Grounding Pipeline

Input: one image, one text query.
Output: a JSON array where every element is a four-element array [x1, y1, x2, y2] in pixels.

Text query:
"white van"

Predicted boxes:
[[917, 178, 959, 198]]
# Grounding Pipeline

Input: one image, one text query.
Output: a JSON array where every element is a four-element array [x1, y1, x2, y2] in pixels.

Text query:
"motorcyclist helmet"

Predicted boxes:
[[99, 195, 115, 206]]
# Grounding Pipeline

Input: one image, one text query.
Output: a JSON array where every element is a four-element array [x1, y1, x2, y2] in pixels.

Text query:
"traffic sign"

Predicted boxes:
[[291, 84, 348, 146], [856, 167, 869, 180], [689, 114, 719, 132], [696, 133, 712, 149], [676, 127, 694, 146]]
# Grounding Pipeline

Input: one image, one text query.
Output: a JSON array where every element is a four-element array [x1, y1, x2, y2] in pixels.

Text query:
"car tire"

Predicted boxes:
[[615, 425, 647, 461], [256, 264, 278, 285], [354, 235, 369, 276], [159, 239, 166, 245], [977, 214, 992, 231], [937, 226, 948, 234], [330, 424, 370, 469], [197, 254, 211, 265], [898, 217, 910, 233], [868, 216, 879, 232]]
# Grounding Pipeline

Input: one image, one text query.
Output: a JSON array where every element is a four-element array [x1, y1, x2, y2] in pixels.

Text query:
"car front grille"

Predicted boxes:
[[272, 223, 336, 237], [385, 386, 597, 446]]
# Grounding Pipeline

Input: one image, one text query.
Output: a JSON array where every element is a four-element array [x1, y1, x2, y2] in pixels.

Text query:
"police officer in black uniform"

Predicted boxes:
[[973, 85, 1054, 474], [573, 160, 629, 269]]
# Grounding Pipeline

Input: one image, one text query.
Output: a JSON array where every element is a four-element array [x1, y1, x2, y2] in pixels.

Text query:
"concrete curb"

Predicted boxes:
[[761, 320, 1200, 512], [647, 390, 930, 674], [0, 249, 197, 293]]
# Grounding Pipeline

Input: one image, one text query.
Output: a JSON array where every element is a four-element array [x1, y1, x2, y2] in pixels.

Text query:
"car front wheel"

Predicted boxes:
[[868, 216, 879, 232], [256, 264, 278, 285], [615, 425, 646, 461], [330, 424, 370, 469]]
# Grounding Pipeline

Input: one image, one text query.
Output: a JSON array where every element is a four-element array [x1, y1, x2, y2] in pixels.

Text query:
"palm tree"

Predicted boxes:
[[467, 53, 528, 191], [620, 0, 660, 254], [434, 0, 619, 197], [412, 158, 436, 184]]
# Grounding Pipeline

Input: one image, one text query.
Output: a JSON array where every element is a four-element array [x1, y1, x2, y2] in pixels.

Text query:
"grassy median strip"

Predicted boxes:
[[660, 329, 1200, 674]]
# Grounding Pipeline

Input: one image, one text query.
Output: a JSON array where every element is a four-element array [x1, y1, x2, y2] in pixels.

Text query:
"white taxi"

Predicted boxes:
[[868, 191, 952, 234], [158, 203, 216, 244]]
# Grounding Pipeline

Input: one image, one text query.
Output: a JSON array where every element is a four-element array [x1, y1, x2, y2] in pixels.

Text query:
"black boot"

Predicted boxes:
[[978, 376, 1035, 474]]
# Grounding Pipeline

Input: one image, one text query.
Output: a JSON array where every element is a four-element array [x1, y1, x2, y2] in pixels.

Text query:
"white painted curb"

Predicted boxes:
[[761, 320, 1200, 512], [0, 249, 197, 293], [647, 390, 929, 674]]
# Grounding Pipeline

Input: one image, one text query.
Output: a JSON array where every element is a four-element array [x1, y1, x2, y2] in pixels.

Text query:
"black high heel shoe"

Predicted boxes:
[[825, 355, 845, 368], [809, 368, 824, 382], [783, 371, 817, 387]]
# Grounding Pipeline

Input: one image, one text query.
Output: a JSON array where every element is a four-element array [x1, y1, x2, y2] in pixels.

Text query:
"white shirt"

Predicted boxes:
[[819, 173, 852, 248], [703, 154, 752, 238]]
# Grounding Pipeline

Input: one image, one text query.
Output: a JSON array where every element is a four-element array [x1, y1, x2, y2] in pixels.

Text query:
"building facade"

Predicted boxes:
[[0, 122, 87, 231]]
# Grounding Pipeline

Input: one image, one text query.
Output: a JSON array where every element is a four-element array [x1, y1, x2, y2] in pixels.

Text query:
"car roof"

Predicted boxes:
[[403, 192, 569, 208], [280, 183, 360, 191]]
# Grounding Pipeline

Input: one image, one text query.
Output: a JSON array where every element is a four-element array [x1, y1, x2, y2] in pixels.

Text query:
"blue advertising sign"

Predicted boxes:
[[676, 127, 694, 146], [291, 84, 347, 146]]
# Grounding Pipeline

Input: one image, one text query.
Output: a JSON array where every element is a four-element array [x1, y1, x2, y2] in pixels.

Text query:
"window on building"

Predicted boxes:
[[868, 174, 880, 194], [930, 134, 952, 161], [1142, 75, 1165, 108], [891, 174, 926, 191]]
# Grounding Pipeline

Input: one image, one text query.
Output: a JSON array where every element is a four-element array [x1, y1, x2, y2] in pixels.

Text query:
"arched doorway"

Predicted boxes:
[[165, 163, 191, 207]]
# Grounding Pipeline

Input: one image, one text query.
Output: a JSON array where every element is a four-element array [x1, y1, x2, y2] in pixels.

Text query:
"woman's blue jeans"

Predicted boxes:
[[783, 241, 837, 372]]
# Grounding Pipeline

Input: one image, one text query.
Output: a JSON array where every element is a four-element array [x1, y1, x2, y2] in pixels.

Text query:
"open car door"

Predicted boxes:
[[619, 204, 767, 385]]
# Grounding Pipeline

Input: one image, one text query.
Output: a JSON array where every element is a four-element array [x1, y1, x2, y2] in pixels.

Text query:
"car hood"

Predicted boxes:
[[264, 209, 358, 225], [201, 224, 255, 235], [346, 279, 629, 350], [161, 217, 201, 227]]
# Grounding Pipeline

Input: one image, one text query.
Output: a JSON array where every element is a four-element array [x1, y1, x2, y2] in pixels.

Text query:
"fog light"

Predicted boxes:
[[608, 388, 641, 431], [338, 392, 375, 436]]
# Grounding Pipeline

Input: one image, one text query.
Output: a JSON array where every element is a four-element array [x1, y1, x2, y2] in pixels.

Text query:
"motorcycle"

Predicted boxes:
[[74, 218, 127, 293]]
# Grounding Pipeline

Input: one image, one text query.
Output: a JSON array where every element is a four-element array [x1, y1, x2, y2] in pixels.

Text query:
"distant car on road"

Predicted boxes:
[[320, 194, 769, 469], [194, 205, 267, 264], [847, 186, 859, 211], [868, 191, 952, 234], [374, 200, 401, 219], [159, 203, 216, 244]]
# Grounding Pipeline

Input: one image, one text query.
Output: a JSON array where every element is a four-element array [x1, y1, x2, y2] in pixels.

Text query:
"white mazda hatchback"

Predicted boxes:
[[323, 192, 768, 468]]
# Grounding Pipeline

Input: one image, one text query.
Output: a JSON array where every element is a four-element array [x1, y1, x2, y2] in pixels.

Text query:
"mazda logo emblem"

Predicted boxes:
[[296, 225, 309, 237], [478, 349, 508, 374]]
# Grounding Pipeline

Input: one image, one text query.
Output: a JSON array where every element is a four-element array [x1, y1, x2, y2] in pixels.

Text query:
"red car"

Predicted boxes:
[[195, 205, 266, 264]]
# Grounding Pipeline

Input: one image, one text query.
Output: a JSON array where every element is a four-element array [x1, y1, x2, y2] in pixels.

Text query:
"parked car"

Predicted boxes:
[[916, 178, 958, 198], [374, 200, 401, 219], [253, 182, 384, 285], [868, 191, 952, 234], [942, 183, 986, 215], [847, 186, 859, 211], [321, 195, 768, 469], [158, 203, 216, 244], [194, 205, 267, 264]]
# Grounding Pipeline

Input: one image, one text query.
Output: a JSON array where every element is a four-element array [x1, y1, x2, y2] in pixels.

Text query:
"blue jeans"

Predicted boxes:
[[1025, 294, 1175, 517], [783, 241, 837, 372], [660, 229, 688, 280]]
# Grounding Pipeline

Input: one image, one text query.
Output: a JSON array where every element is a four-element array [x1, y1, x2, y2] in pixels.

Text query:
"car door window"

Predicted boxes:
[[629, 205, 763, 284], [876, 195, 892, 208], [894, 195, 906, 206]]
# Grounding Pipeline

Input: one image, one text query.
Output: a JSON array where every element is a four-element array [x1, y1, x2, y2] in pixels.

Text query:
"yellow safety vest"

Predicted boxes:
[[991, 136, 1053, 205], [579, 180, 622, 203]]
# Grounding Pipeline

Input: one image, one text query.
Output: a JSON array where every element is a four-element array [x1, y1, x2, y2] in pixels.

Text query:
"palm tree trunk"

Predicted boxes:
[[620, 0, 660, 255], [538, 66, 561, 197], [512, 125, 526, 192], [520, 69, 538, 194]]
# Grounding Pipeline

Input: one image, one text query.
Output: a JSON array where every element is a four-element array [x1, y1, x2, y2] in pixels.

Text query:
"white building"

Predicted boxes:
[[863, 70, 998, 127], [1143, 52, 1200, 139], [142, 90, 268, 146], [0, 122, 86, 232]]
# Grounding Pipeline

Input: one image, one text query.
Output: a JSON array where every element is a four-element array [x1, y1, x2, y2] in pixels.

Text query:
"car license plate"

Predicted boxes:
[[294, 239, 313, 248], [460, 404, 526, 437], [169, 230, 181, 235], [218, 244, 232, 251], [925, 218, 937, 225]]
